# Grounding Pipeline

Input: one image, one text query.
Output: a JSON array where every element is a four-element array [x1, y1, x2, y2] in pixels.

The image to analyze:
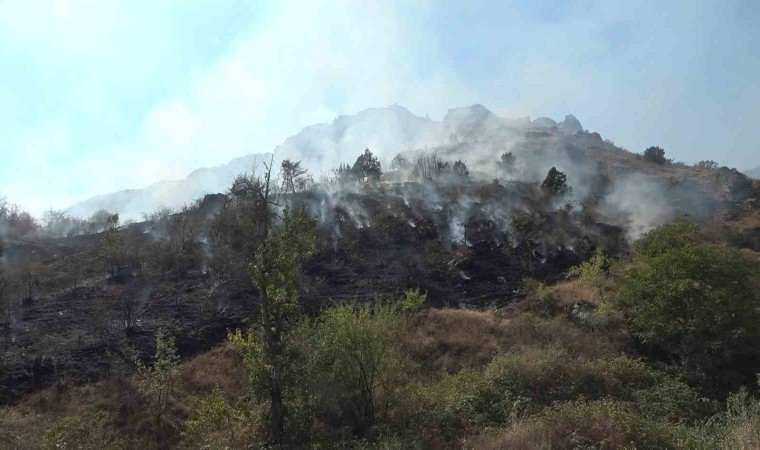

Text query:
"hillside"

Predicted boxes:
[[1, 108, 760, 448]]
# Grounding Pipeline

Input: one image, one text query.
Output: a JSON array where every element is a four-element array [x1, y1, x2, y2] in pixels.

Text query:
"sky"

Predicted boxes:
[[1, 0, 759, 215]]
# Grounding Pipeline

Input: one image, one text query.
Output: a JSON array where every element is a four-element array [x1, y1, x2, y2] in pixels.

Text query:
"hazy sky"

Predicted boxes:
[[1, 0, 758, 214]]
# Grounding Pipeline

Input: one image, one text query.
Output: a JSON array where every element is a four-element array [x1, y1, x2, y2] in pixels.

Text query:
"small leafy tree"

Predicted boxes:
[[567, 248, 615, 304], [644, 146, 667, 164], [312, 303, 407, 435], [137, 329, 180, 444], [183, 386, 253, 448], [400, 288, 426, 313], [103, 213, 130, 281], [351, 148, 383, 183], [541, 167, 572, 196]]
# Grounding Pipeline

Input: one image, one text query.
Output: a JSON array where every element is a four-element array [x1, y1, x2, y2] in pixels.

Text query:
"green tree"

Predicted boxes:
[[250, 205, 316, 442], [567, 248, 615, 304], [136, 329, 180, 445], [312, 303, 407, 435], [103, 213, 128, 281], [617, 220, 760, 391], [229, 158, 317, 444], [351, 148, 383, 183], [541, 167, 572, 196], [644, 146, 667, 164]]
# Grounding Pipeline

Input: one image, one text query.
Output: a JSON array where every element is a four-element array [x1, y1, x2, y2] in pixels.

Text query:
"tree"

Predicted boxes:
[[643, 146, 667, 164], [412, 152, 450, 182], [136, 329, 180, 445], [452, 160, 469, 179], [351, 148, 382, 183], [498, 152, 516, 172], [389, 154, 409, 171], [567, 248, 615, 304], [312, 303, 407, 435], [696, 160, 718, 171], [0, 255, 10, 351], [617, 220, 760, 391], [89, 209, 114, 233], [541, 167, 572, 196], [230, 158, 317, 444], [102, 213, 132, 282], [280, 159, 310, 194]]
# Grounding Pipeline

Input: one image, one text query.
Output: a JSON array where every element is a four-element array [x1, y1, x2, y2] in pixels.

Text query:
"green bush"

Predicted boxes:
[[41, 412, 124, 450], [400, 288, 426, 313], [310, 303, 408, 436], [182, 386, 259, 449], [617, 220, 760, 391]]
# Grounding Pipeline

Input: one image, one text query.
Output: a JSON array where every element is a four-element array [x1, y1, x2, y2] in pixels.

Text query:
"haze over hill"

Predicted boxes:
[[745, 167, 760, 179], [66, 105, 585, 219]]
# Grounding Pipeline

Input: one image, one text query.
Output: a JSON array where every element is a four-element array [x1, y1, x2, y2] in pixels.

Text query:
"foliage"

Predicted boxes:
[[136, 329, 181, 444], [41, 412, 124, 450], [280, 159, 312, 194], [618, 220, 760, 391], [541, 166, 571, 196], [183, 386, 256, 449], [452, 160, 469, 178], [227, 328, 269, 400], [102, 213, 135, 282], [311, 303, 408, 435], [498, 152, 516, 172], [522, 278, 558, 316], [351, 148, 383, 183], [644, 145, 667, 164], [697, 160, 719, 171], [389, 154, 409, 171], [566, 247, 615, 304], [715, 385, 760, 449], [144, 204, 203, 278], [400, 288, 426, 313]]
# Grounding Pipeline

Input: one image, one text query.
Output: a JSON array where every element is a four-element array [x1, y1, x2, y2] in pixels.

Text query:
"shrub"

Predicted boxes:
[[618, 220, 760, 391], [644, 146, 667, 164], [311, 303, 408, 436], [182, 386, 258, 449], [40, 412, 124, 450], [522, 279, 558, 316], [467, 399, 712, 450], [541, 167, 571, 196], [400, 288, 426, 313]]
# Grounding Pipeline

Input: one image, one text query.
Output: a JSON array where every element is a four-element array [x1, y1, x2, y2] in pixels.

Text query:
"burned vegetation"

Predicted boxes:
[[1, 126, 760, 448]]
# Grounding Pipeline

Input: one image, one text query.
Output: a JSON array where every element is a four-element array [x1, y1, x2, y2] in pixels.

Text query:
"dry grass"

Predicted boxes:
[[552, 278, 596, 308], [178, 344, 248, 398], [402, 307, 632, 378], [0, 344, 249, 449]]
